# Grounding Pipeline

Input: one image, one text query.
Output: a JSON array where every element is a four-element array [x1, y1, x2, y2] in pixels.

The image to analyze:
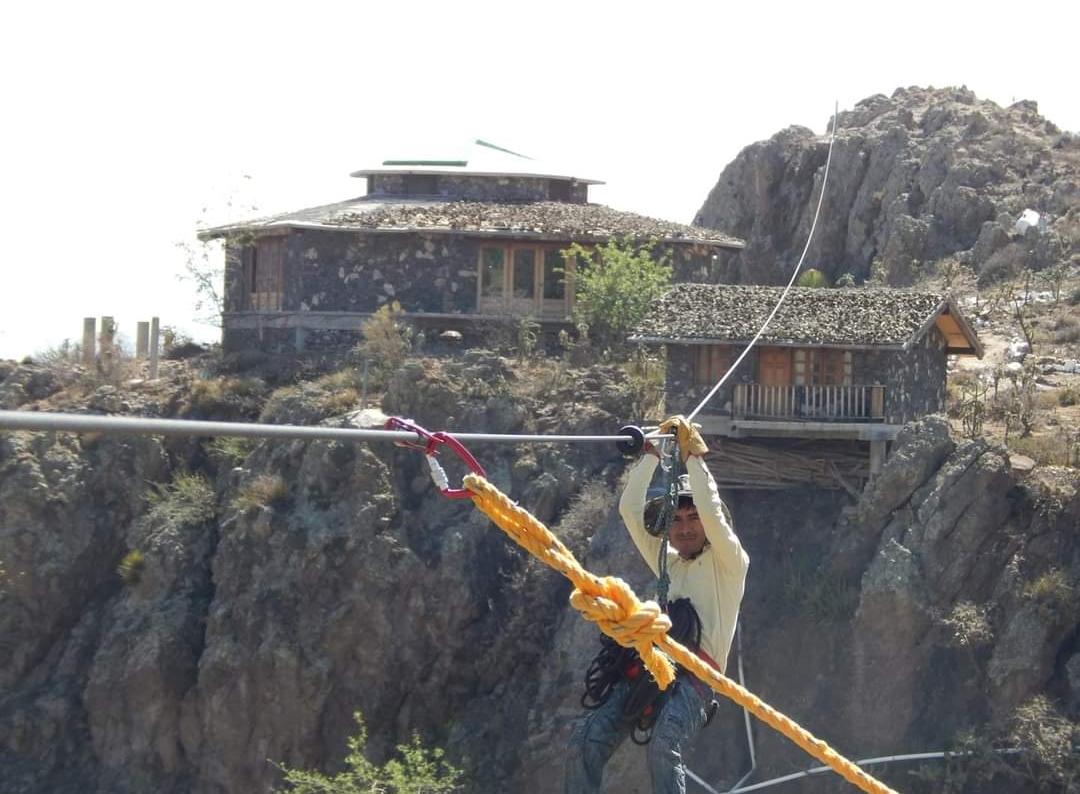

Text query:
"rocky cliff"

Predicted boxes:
[[695, 86, 1080, 287], [1, 355, 1078, 793]]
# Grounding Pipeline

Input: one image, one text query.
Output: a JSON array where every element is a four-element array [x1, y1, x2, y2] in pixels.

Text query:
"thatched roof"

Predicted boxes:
[[631, 284, 982, 354], [200, 198, 743, 249]]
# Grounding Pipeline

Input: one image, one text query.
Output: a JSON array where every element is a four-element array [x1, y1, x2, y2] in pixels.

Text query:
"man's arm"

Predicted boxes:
[[619, 454, 663, 576], [686, 455, 749, 575]]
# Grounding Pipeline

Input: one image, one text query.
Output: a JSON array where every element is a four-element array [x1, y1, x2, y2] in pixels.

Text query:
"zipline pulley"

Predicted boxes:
[[615, 424, 646, 456]]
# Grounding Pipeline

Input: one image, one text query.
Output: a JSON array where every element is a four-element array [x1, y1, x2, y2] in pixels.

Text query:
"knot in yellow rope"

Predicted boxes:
[[461, 471, 899, 794], [568, 578, 676, 690]]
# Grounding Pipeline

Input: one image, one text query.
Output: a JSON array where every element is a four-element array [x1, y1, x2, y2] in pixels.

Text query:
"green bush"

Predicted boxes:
[[796, 268, 829, 288], [563, 238, 672, 350], [145, 473, 216, 529], [276, 711, 463, 794]]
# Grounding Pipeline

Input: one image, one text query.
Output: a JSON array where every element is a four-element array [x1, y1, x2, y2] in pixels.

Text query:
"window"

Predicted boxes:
[[694, 345, 731, 386], [794, 349, 851, 386], [477, 244, 573, 317], [241, 237, 285, 310], [404, 174, 439, 195], [480, 247, 505, 297], [542, 250, 565, 300], [512, 249, 536, 299]]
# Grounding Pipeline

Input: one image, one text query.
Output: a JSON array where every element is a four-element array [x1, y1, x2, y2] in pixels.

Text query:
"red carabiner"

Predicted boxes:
[[385, 417, 487, 499]]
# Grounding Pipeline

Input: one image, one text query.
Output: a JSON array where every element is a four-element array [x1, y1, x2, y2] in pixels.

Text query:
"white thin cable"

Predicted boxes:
[[723, 748, 1024, 794], [686, 103, 840, 423], [690, 749, 1024, 794]]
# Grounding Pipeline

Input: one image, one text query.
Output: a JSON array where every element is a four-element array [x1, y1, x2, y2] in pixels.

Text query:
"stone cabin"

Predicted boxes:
[[200, 140, 744, 352], [631, 285, 983, 487]]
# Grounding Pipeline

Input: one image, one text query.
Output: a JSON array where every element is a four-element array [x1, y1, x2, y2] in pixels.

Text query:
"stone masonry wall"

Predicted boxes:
[[664, 344, 757, 415], [367, 174, 590, 203], [222, 228, 725, 352], [861, 326, 948, 423]]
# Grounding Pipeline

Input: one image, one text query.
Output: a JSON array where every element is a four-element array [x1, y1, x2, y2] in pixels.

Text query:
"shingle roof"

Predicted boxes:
[[631, 284, 979, 349], [200, 198, 744, 248]]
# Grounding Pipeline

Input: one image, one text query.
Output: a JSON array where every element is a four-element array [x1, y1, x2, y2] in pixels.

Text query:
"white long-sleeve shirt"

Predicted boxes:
[[619, 455, 749, 672]]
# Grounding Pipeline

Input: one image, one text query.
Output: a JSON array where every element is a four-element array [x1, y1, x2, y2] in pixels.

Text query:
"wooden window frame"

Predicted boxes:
[[476, 243, 575, 318], [693, 345, 731, 386], [242, 237, 285, 311]]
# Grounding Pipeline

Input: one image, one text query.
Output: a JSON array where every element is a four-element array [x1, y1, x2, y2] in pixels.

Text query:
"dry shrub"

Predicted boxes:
[[1009, 433, 1080, 467], [188, 376, 267, 418], [939, 601, 993, 647], [117, 549, 145, 585], [1008, 696, 1080, 789], [233, 474, 289, 512], [259, 369, 361, 424], [556, 480, 613, 554]]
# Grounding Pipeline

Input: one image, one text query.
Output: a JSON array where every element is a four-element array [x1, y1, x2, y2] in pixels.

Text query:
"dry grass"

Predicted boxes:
[[232, 473, 289, 512]]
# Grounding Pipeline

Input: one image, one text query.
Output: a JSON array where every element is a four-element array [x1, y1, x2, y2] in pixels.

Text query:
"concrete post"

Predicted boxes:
[[149, 317, 160, 379], [82, 317, 96, 365], [136, 322, 150, 359]]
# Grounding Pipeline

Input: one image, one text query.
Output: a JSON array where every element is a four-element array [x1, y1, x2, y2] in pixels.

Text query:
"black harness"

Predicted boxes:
[[580, 597, 705, 744]]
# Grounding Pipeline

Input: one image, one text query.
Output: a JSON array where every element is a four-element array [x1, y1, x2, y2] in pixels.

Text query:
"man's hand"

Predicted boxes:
[[658, 415, 709, 462]]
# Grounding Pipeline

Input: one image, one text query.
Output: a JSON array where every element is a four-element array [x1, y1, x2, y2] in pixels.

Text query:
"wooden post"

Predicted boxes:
[[148, 317, 160, 379], [870, 439, 886, 475], [870, 385, 885, 420], [82, 317, 96, 365], [136, 322, 150, 359]]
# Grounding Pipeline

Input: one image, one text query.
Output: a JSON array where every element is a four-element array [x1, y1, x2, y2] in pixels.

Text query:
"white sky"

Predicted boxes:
[[1, 0, 1077, 360]]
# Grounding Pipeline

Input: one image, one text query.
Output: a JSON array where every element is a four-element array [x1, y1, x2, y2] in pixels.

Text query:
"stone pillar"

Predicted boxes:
[[136, 322, 150, 359], [99, 316, 115, 376], [82, 317, 96, 365], [149, 317, 160, 379]]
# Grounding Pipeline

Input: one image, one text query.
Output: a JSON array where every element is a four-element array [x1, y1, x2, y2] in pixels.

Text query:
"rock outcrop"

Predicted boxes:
[[4, 357, 1076, 794], [695, 86, 1080, 287]]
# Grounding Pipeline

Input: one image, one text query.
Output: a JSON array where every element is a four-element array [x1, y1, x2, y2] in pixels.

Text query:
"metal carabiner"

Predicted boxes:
[[385, 417, 487, 500]]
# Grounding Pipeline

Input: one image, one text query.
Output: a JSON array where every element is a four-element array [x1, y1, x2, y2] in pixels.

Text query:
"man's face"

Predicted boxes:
[[670, 503, 707, 559]]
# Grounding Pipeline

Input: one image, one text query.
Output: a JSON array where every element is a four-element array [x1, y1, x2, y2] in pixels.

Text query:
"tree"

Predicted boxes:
[[276, 711, 463, 794], [176, 239, 225, 326], [562, 238, 672, 350]]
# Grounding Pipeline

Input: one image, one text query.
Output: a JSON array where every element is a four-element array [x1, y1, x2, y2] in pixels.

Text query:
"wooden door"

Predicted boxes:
[[759, 347, 792, 385], [757, 347, 793, 416]]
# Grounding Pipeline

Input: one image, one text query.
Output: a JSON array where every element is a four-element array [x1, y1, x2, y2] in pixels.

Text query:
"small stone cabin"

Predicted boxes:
[[632, 284, 983, 439], [201, 140, 744, 352]]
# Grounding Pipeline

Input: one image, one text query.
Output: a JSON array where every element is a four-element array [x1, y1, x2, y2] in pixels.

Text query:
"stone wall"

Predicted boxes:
[[664, 344, 756, 415], [222, 229, 724, 352], [862, 326, 948, 423], [367, 174, 590, 203]]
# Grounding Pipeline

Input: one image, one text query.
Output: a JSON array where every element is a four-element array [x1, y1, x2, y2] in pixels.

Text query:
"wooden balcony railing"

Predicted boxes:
[[732, 384, 885, 421]]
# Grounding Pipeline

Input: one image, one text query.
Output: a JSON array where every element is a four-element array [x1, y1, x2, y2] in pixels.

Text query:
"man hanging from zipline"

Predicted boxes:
[[565, 416, 750, 794]]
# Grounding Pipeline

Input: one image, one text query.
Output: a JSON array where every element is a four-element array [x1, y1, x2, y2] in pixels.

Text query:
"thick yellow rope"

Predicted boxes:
[[463, 473, 898, 794]]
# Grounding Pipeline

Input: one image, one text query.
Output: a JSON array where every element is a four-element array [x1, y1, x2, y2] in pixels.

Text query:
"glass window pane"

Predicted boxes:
[[513, 250, 536, 298], [543, 250, 565, 300], [481, 248, 504, 297]]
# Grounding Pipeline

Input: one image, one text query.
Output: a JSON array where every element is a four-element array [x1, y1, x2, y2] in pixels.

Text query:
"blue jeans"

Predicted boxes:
[[564, 677, 710, 794]]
